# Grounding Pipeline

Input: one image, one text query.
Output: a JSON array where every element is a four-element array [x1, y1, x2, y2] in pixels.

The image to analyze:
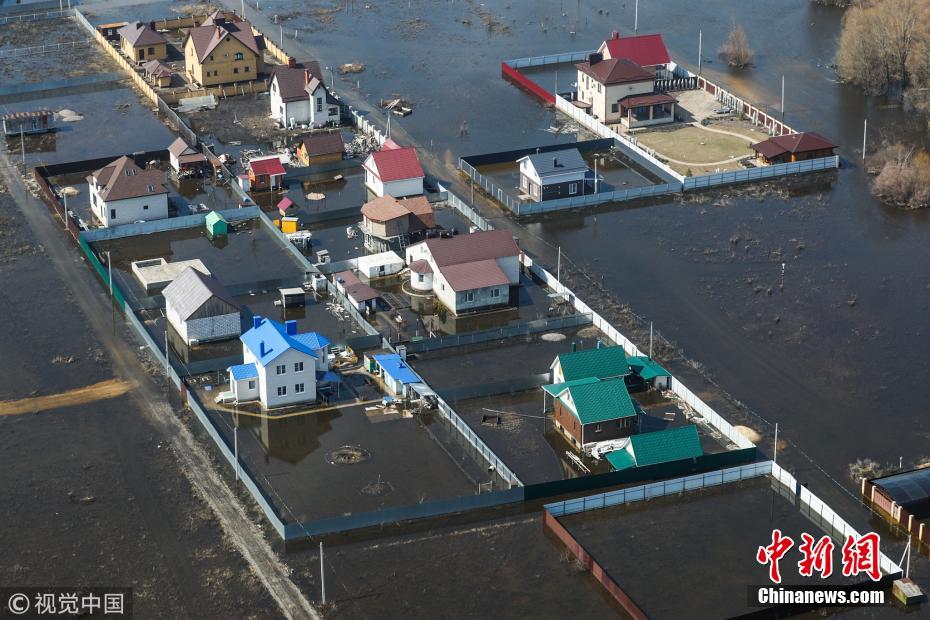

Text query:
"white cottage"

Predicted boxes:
[[227, 316, 331, 409], [162, 267, 240, 345], [405, 229, 521, 315], [362, 139, 425, 198], [86, 156, 169, 227], [575, 52, 676, 128], [269, 60, 340, 128]]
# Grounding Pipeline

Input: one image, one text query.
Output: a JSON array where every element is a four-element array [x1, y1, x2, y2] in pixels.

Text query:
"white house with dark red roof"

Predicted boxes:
[[86, 156, 169, 227], [270, 59, 340, 128], [405, 229, 521, 315], [576, 50, 675, 128], [598, 30, 671, 74], [362, 139, 424, 198]]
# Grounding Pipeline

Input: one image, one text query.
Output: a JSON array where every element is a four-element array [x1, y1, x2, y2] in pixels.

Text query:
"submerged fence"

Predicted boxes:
[[405, 313, 592, 353], [683, 155, 840, 189]]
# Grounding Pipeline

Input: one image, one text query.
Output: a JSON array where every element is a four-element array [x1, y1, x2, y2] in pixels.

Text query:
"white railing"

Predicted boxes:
[[504, 50, 595, 69], [546, 461, 773, 516], [683, 156, 839, 190], [436, 182, 493, 231]]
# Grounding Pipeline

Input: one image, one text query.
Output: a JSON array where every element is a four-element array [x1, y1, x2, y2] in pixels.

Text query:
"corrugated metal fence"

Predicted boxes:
[[404, 312, 592, 353]]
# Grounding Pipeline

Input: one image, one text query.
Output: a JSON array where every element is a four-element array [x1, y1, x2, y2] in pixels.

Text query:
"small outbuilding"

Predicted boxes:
[[248, 156, 286, 191], [605, 425, 703, 471], [517, 148, 591, 202], [333, 270, 380, 312], [205, 211, 228, 237], [97, 22, 128, 42], [355, 250, 405, 279], [2, 110, 54, 136], [168, 137, 206, 174], [626, 355, 672, 391], [751, 132, 838, 165], [296, 132, 345, 166], [372, 353, 421, 397], [863, 468, 930, 532], [163, 267, 240, 345], [142, 59, 173, 87]]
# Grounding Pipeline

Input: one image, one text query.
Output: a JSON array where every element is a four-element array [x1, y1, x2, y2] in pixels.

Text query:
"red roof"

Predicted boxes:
[[249, 157, 285, 177], [751, 132, 838, 158], [601, 32, 670, 67], [619, 92, 677, 109], [366, 146, 424, 182], [277, 197, 294, 212]]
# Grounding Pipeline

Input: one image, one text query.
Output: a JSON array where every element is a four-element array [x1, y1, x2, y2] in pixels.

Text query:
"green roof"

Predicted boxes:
[[556, 345, 629, 382], [627, 356, 670, 381], [542, 376, 600, 397], [205, 211, 228, 225], [606, 425, 703, 470], [562, 377, 637, 424]]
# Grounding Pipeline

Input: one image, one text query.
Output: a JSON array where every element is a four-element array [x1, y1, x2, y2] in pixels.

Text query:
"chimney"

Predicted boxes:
[[571, 341, 577, 353], [285, 320, 298, 336], [252, 315, 263, 329], [596, 340, 602, 349], [588, 52, 603, 65], [287, 57, 297, 68], [552, 157, 559, 168], [611, 30, 620, 40]]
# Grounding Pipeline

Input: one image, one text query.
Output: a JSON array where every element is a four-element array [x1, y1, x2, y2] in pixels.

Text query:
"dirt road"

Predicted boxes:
[[0, 378, 134, 416], [0, 148, 318, 619]]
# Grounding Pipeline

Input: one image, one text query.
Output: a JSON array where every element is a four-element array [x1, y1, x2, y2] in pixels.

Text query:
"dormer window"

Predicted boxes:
[[147, 184, 155, 192], [235, 52, 243, 60]]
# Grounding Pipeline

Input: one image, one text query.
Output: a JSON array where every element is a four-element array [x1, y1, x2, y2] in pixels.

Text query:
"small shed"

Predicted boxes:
[[279, 287, 306, 308], [168, 136, 206, 173], [751, 132, 838, 165], [142, 59, 173, 87], [248, 156, 286, 191], [626, 355, 672, 391], [355, 250, 405, 279], [334, 270, 380, 312], [163, 267, 240, 345], [372, 353, 421, 397], [297, 132, 345, 166], [205, 211, 228, 237], [277, 196, 294, 215], [2, 110, 54, 136]]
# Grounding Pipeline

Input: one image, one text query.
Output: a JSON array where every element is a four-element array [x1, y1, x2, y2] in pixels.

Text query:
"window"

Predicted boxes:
[[568, 183, 578, 195], [597, 83, 602, 93], [147, 184, 155, 192], [148, 47, 154, 54], [611, 103, 619, 114], [247, 380, 255, 390], [418, 274, 424, 283], [294, 362, 304, 372], [295, 383, 305, 394], [245, 66, 250, 72], [276, 386, 287, 396], [440, 283, 445, 291], [143, 205, 148, 210], [235, 52, 244, 60], [490, 288, 500, 298], [233, 67, 239, 74], [110, 209, 116, 219], [316, 97, 323, 113], [210, 55, 214, 61], [594, 424, 602, 433], [465, 292, 474, 302], [276, 364, 286, 375]]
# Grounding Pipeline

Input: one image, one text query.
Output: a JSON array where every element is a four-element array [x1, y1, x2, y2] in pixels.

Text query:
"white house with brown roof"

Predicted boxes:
[[183, 11, 264, 87], [270, 59, 340, 128], [362, 139, 425, 198], [575, 51, 675, 128], [405, 229, 521, 315], [86, 156, 169, 227]]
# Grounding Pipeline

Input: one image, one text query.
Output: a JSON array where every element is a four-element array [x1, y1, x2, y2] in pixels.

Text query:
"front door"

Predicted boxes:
[[138, 49, 145, 60]]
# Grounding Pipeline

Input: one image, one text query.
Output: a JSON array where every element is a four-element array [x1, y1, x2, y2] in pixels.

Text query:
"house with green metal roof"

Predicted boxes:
[[605, 425, 703, 471], [627, 355, 672, 390], [547, 377, 639, 449], [550, 344, 630, 383]]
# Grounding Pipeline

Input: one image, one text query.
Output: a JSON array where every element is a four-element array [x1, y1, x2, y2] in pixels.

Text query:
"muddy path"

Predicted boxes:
[[0, 378, 135, 416]]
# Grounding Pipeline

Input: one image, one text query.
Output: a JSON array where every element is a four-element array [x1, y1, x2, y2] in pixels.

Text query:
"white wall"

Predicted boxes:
[[576, 69, 653, 122], [257, 347, 318, 408], [90, 184, 168, 228], [382, 177, 423, 198], [232, 375, 259, 402], [496, 255, 520, 284], [271, 77, 339, 127], [364, 165, 384, 196]]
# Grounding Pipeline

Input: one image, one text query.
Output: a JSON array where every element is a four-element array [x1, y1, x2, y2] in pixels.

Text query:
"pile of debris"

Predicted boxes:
[[381, 97, 413, 117], [345, 133, 381, 159], [339, 63, 365, 74]]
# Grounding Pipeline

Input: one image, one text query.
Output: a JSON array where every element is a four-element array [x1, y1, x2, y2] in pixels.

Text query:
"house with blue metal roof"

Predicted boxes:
[[517, 148, 592, 202], [372, 353, 421, 397], [226, 316, 332, 409]]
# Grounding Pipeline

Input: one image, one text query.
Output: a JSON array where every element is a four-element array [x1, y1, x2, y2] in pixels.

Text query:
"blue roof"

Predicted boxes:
[[294, 331, 331, 350], [228, 362, 258, 381], [240, 317, 320, 366], [373, 354, 420, 384]]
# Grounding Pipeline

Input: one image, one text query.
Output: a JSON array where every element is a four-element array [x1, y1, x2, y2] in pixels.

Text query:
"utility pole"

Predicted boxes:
[[634, 0, 639, 34], [773, 423, 779, 463], [557, 246, 561, 283], [62, 192, 68, 231], [104, 250, 115, 332], [234, 409, 240, 482], [698, 30, 703, 76], [320, 541, 326, 604], [594, 158, 598, 194], [20, 126, 25, 170], [279, 24, 283, 48], [780, 75, 785, 127], [862, 118, 867, 162], [649, 321, 653, 358], [241, 0, 244, 17]]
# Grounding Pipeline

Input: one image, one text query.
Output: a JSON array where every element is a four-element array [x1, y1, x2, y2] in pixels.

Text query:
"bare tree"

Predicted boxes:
[[871, 143, 930, 209], [718, 22, 754, 68]]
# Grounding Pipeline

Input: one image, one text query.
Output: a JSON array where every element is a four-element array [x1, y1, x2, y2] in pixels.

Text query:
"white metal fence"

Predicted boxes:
[[436, 182, 493, 231], [505, 50, 595, 69], [683, 156, 840, 189], [517, 181, 681, 215], [436, 396, 523, 487], [546, 461, 773, 517], [348, 107, 387, 147], [0, 39, 90, 57], [0, 7, 72, 24]]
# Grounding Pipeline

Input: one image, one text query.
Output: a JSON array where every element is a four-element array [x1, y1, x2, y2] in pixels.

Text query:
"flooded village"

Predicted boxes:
[[2, 0, 930, 617]]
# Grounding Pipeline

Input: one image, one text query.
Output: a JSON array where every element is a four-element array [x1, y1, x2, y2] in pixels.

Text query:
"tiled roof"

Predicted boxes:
[[554, 345, 630, 382], [186, 13, 262, 63], [228, 362, 258, 381], [607, 425, 703, 470], [142, 59, 173, 78], [366, 145, 424, 182], [118, 22, 166, 47], [418, 229, 519, 267], [162, 266, 238, 321], [520, 148, 588, 177], [577, 57, 654, 85], [561, 377, 637, 424], [87, 156, 167, 202], [542, 376, 600, 397], [601, 32, 670, 66], [752, 132, 838, 158], [301, 131, 343, 157], [249, 156, 285, 176], [240, 317, 320, 366], [293, 332, 330, 350], [442, 259, 509, 292]]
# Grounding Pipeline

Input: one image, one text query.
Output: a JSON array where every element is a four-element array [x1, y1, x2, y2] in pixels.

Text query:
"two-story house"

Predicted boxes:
[[226, 316, 331, 409], [118, 21, 167, 62], [86, 156, 168, 227], [184, 11, 264, 87], [575, 52, 676, 128], [360, 194, 434, 252], [270, 59, 341, 129]]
